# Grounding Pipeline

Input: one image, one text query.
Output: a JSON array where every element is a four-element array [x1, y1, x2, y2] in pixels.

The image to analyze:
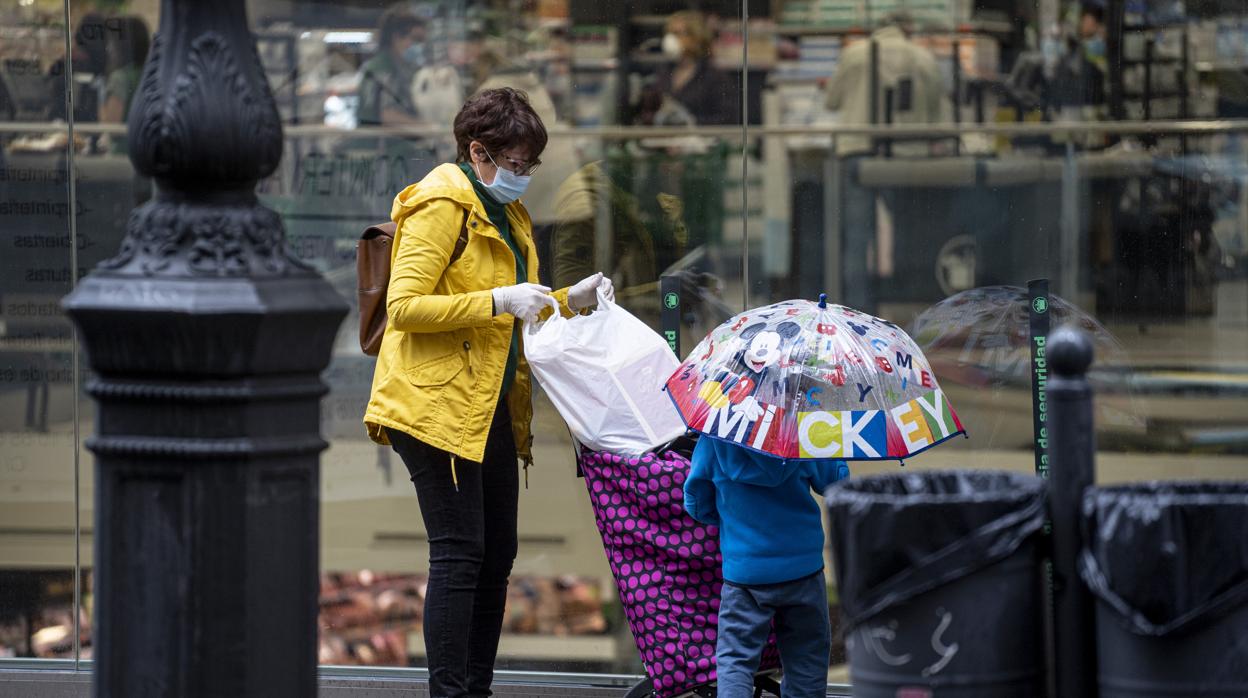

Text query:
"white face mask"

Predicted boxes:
[[473, 150, 531, 204], [661, 32, 683, 59]]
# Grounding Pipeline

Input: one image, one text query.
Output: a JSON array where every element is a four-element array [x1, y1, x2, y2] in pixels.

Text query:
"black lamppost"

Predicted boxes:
[[62, 0, 347, 695]]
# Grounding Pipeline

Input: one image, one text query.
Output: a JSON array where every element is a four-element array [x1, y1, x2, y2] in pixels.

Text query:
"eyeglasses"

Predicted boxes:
[[484, 149, 541, 176]]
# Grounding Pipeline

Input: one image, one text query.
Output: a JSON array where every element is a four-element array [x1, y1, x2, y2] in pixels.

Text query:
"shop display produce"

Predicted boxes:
[[317, 571, 607, 666]]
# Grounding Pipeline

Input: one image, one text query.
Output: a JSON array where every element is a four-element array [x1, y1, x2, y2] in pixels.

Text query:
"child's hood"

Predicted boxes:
[[712, 439, 802, 487]]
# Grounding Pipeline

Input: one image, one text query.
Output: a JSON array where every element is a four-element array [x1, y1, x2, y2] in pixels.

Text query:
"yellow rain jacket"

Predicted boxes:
[[364, 163, 576, 472]]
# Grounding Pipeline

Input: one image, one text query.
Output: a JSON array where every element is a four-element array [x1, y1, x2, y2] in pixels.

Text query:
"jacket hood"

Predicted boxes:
[[712, 439, 802, 487], [390, 163, 533, 232], [391, 163, 480, 222]]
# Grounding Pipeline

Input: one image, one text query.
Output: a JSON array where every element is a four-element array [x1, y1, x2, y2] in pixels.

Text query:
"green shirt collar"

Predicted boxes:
[[458, 162, 509, 220]]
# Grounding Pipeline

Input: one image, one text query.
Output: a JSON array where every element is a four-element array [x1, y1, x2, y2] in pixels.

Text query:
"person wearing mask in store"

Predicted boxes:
[[363, 87, 614, 698], [1078, 1, 1108, 75], [357, 6, 426, 127], [1052, 1, 1108, 110], [635, 10, 736, 126], [823, 11, 948, 312], [99, 15, 151, 154]]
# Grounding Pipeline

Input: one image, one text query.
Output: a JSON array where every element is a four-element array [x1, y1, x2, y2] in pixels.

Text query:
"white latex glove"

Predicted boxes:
[[493, 283, 557, 322], [568, 272, 615, 311]]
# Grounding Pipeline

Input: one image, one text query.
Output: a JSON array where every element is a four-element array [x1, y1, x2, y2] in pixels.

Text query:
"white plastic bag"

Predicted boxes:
[[524, 290, 686, 455]]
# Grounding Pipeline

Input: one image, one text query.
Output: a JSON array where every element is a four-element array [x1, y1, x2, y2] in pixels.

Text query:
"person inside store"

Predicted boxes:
[[1051, 0, 1108, 110], [823, 11, 948, 312], [1078, 1, 1108, 77], [634, 10, 736, 126], [99, 15, 150, 154], [357, 5, 426, 127], [46, 11, 109, 124], [363, 87, 614, 697], [823, 11, 947, 155]]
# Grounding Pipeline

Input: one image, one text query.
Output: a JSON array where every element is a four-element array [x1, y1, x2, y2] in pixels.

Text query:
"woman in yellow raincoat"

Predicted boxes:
[[364, 87, 613, 697]]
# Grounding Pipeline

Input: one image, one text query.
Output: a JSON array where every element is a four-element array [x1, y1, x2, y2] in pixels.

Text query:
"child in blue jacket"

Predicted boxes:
[[683, 437, 850, 698]]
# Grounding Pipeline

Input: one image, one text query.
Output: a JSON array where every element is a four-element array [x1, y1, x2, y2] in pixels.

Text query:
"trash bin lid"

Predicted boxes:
[[826, 470, 1046, 628], [1080, 481, 1248, 636]]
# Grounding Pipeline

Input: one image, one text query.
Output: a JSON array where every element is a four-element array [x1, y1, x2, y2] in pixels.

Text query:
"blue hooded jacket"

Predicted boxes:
[[683, 438, 850, 586]]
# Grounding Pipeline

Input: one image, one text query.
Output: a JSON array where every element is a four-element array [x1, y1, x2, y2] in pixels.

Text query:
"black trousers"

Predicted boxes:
[[386, 402, 519, 698]]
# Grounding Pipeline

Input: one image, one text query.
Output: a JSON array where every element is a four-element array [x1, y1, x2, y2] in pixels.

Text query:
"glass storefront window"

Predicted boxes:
[[1, 0, 1246, 692], [1, 0, 82, 664]]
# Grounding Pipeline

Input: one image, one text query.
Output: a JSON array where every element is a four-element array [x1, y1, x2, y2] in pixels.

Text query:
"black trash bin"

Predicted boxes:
[[825, 470, 1047, 698], [1080, 482, 1248, 698]]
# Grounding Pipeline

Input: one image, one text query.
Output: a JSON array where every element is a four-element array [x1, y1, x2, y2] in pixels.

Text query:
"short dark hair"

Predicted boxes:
[[453, 87, 548, 164], [377, 6, 424, 51], [1081, 2, 1106, 23]]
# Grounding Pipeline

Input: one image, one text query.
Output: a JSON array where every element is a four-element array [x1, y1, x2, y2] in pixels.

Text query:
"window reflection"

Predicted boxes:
[[0, 0, 80, 664], [0, 572, 82, 659], [316, 570, 610, 668]]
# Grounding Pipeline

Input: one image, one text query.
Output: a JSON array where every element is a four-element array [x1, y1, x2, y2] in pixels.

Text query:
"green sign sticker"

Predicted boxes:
[[1032, 297, 1048, 314], [664, 292, 679, 310]]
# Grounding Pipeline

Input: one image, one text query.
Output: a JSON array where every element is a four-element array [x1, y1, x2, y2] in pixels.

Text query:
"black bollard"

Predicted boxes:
[[1046, 326, 1098, 698], [61, 1, 347, 695]]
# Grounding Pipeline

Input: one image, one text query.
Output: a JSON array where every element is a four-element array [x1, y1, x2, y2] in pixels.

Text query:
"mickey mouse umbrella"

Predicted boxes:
[[665, 295, 965, 461]]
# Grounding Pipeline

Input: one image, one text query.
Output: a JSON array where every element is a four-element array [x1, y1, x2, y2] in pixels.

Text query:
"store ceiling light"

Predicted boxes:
[[324, 32, 372, 44]]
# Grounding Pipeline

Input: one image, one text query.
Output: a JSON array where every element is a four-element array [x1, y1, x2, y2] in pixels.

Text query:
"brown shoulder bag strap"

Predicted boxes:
[[448, 209, 470, 265]]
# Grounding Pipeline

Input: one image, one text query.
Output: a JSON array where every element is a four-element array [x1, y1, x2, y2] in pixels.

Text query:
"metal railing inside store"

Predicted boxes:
[[5, 118, 1248, 138]]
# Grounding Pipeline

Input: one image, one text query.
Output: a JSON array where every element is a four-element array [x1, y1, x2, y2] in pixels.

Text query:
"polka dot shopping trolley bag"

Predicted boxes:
[[578, 445, 781, 697]]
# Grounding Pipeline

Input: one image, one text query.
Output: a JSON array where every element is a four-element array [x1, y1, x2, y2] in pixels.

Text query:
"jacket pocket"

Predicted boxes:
[[406, 352, 465, 387]]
